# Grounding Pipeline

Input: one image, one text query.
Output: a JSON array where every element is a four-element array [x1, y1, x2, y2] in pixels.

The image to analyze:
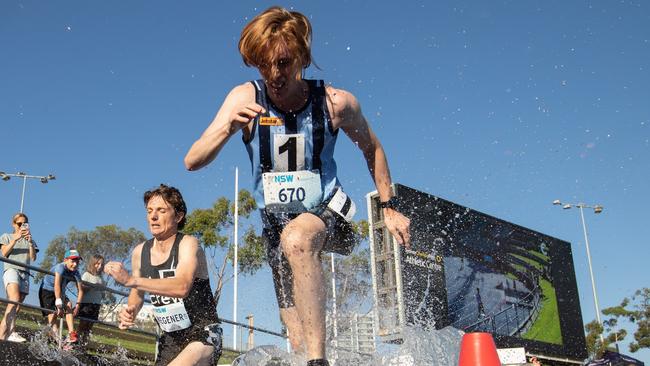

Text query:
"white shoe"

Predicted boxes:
[[7, 331, 27, 343]]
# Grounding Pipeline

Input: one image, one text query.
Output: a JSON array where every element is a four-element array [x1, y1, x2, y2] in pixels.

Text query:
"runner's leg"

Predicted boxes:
[[280, 306, 305, 353], [280, 213, 327, 361], [167, 341, 215, 366]]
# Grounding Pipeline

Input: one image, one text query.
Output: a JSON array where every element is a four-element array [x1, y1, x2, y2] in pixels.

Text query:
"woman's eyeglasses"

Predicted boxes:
[[15, 222, 27, 227]]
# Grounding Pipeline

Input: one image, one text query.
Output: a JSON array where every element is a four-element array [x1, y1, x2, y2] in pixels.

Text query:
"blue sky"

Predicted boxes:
[[1, 0, 648, 361]]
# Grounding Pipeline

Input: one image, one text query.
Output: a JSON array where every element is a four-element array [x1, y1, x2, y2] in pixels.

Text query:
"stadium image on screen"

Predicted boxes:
[[368, 184, 587, 360]]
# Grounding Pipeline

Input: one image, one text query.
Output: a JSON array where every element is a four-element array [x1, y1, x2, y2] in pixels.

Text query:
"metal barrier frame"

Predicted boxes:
[[0, 255, 287, 360]]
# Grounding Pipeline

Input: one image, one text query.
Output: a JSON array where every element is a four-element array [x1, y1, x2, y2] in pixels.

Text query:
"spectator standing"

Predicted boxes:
[[77, 254, 105, 346], [0, 213, 38, 342]]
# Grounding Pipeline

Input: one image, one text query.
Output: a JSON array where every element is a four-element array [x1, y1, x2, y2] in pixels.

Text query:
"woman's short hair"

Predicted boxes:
[[239, 6, 313, 69], [12, 213, 28, 225], [143, 184, 187, 230], [86, 254, 105, 275]]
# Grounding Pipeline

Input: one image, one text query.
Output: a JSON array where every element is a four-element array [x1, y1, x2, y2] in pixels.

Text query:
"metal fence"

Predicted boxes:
[[0, 255, 287, 361]]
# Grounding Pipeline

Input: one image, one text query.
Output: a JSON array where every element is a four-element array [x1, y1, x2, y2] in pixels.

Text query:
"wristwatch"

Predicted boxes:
[[379, 196, 399, 210]]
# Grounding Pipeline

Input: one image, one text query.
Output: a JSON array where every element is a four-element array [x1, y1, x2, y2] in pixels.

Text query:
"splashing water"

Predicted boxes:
[[233, 326, 462, 366], [232, 345, 304, 365], [27, 326, 82, 366], [23, 327, 132, 366], [106, 343, 131, 366]]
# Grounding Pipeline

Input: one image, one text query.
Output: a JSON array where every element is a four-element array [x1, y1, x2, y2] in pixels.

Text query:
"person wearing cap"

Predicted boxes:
[[0, 213, 38, 342], [39, 248, 84, 344]]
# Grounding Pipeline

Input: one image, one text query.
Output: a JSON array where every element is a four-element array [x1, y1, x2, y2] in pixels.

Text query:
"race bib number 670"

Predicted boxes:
[[262, 170, 322, 213]]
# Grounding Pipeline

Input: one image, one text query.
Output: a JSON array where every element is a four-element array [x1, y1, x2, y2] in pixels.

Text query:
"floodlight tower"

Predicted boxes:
[[553, 199, 604, 342], [0, 171, 56, 212]]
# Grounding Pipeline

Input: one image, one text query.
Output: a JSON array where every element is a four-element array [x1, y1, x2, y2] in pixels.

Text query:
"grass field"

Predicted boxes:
[[522, 278, 563, 345]]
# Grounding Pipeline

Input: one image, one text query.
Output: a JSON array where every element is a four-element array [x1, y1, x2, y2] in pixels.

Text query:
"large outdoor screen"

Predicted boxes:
[[369, 184, 587, 360]]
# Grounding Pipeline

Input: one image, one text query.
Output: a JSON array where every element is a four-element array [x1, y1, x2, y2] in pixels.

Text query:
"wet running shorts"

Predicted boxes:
[[262, 207, 359, 309], [156, 323, 223, 366]]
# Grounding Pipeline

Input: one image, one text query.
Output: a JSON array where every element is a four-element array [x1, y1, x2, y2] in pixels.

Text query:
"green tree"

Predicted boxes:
[[38, 224, 146, 282], [585, 319, 606, 358], [183, 189, 265, 304], [585, 287, 650, 358]]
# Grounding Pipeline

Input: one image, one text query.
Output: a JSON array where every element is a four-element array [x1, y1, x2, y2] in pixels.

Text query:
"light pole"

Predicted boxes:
[[553, 199, 604, 342], [0, 171, 56, 212], [233, 167, 239, 350]]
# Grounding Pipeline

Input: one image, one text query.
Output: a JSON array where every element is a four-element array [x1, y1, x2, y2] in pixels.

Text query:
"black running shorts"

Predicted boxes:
[[155, 323, 222, 366], [263, 207, 359, 309]]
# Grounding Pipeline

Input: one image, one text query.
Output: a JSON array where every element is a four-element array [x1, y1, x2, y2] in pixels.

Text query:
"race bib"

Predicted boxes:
[[262, 170, 322, 213], [273, 134, 305, 172], [153, 300, 192, 332]]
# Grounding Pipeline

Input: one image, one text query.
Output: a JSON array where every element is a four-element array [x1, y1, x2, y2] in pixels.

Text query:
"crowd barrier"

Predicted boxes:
[[0, 255, 288, 362]]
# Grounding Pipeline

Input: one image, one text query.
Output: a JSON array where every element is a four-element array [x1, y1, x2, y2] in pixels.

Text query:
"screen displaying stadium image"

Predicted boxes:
[[368, 184, 587, 360]]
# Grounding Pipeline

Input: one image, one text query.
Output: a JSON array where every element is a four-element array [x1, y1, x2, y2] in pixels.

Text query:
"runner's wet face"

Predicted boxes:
[[146, 195, 182, 237], [257, 42, 304, 102]]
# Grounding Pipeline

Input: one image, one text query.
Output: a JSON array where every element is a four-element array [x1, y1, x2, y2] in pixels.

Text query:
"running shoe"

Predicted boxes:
[[66, 331, 79, 343], [7, 331, 27, 343]]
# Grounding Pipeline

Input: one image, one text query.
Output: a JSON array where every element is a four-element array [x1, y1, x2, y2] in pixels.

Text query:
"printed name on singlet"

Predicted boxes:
[[155, 312, 188, 324], [150, 294, 184, 306]]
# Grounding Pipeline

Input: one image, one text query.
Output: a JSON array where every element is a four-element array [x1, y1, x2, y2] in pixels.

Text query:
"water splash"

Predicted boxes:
[[232, 345, 304, 365], [376, 326, 463, 366], [233, 326, 462, 366], [27, 326, 82, 365], [91, 342, 131, 366]]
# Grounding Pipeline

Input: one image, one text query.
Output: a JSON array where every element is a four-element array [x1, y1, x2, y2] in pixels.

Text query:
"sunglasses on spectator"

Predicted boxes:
[[15, 222, 27, 227]]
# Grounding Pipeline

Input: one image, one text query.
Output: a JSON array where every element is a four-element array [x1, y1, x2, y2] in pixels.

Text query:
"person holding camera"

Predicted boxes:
[[0, 213, 38, 342]]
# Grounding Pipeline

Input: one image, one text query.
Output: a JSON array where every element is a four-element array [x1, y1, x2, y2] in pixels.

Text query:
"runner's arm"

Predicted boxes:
[[125, 244, 145, 315], [108, 236, 201, 298], [184, 83, 263, 171], [334, 88, 411, 246]]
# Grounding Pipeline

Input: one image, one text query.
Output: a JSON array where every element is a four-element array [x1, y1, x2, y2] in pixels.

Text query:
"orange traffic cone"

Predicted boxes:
[[458, 332, 501, 366]]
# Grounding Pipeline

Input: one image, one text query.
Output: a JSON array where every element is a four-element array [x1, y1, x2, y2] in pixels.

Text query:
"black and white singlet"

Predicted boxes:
[[139, 233, 218, 333]]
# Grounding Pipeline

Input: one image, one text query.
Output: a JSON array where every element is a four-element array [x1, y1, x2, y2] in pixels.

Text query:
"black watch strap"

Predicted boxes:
[[379, 196, 399, 210]]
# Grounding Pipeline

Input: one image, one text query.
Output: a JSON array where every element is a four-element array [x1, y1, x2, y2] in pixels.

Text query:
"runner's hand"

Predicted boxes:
[[229, 103, 265, 131], [384, 208, 411, 248], [104, 261, 131, 286], [72, 304, 80, 317], [118, 305, 137, 329]]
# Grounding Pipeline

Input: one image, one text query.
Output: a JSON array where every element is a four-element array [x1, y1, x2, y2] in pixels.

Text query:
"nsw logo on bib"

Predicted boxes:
[[262, 170, 322, 213]]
